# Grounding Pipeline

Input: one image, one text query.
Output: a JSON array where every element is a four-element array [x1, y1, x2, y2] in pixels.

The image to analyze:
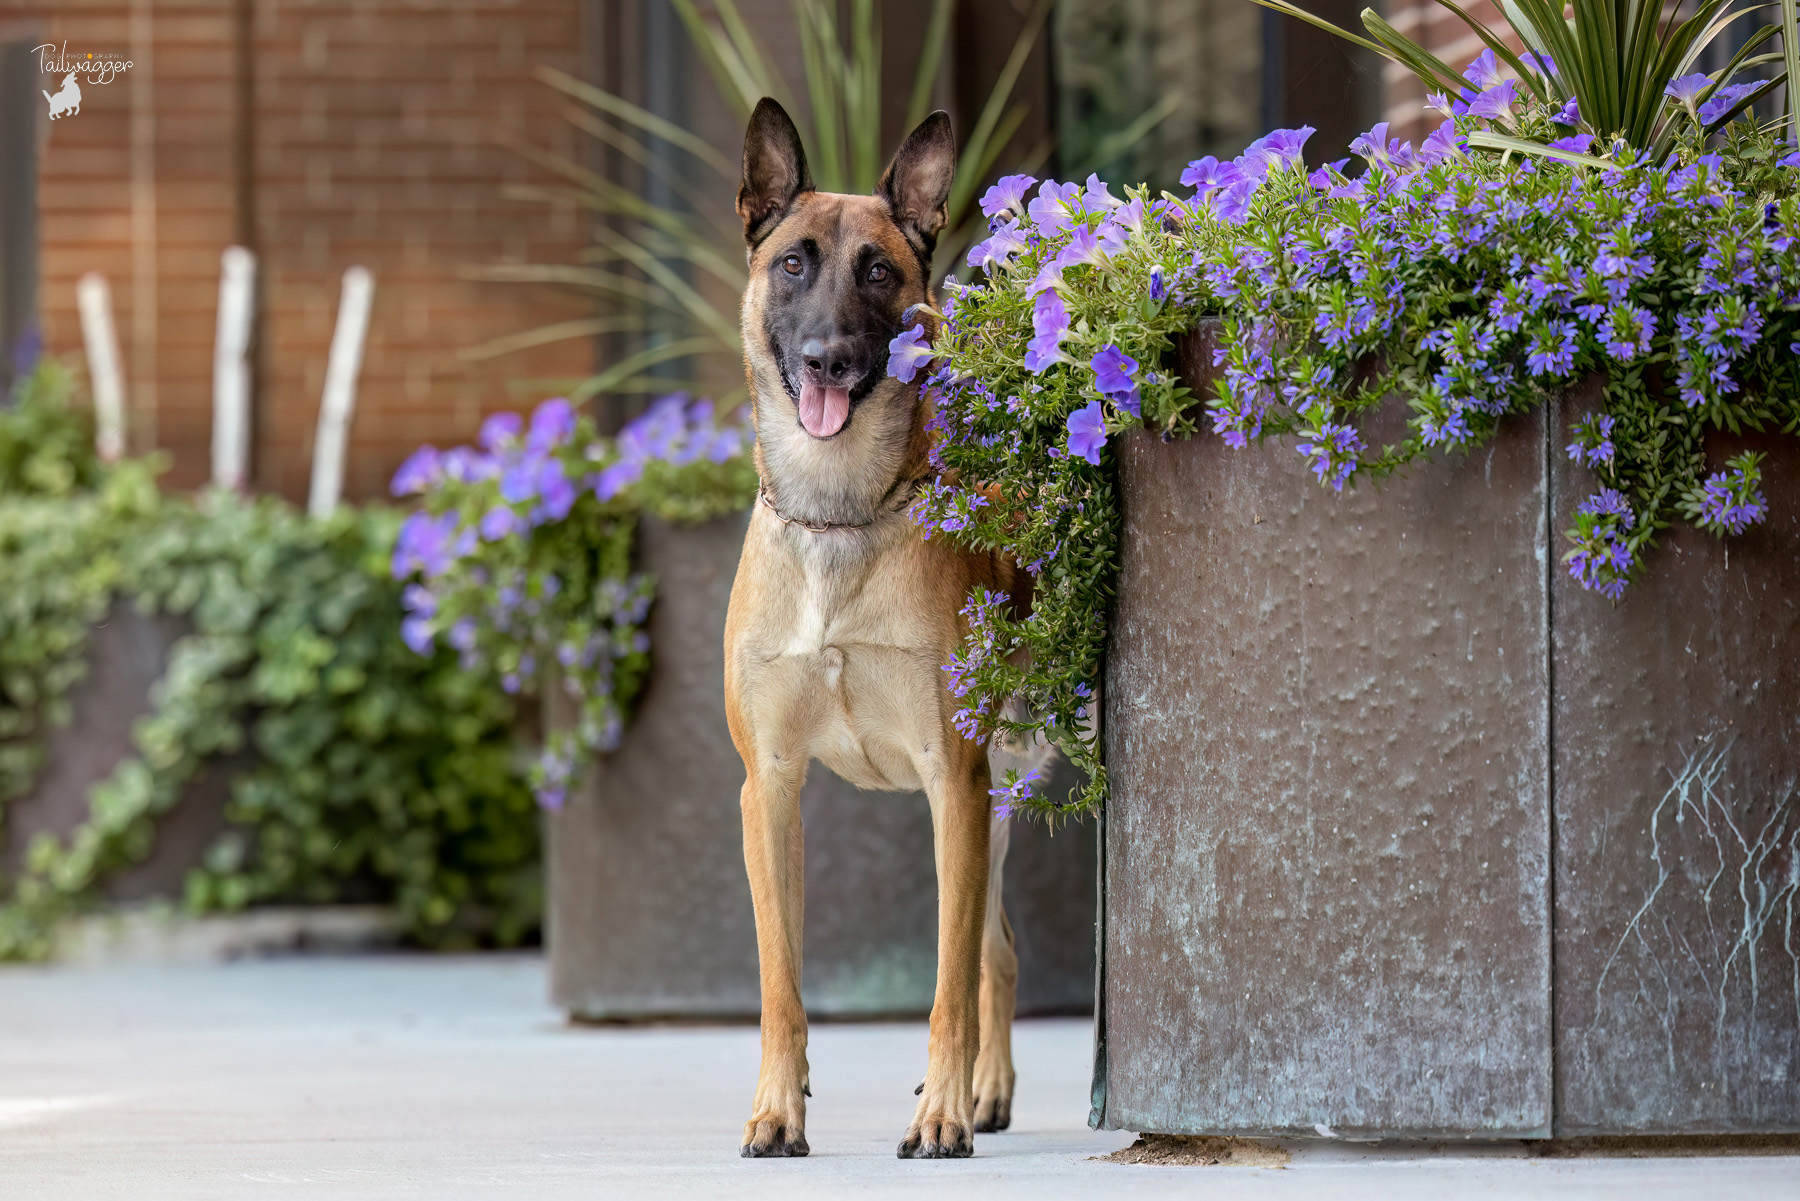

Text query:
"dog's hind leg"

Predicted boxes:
[[972, 808, 1016, 1132], [898, 756, 989, 1159], [737, 761, 811, 1158]]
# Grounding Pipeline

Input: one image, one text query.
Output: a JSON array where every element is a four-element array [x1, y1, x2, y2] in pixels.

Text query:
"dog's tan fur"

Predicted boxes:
[[724, 101, 1025, 1159]]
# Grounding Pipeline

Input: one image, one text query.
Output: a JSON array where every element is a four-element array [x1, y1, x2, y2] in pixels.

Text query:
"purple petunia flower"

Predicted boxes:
[[479, 505, 522, 541], [1665, 73, 1711, 106], [1462, 49, 1503, 91], [1466, 79, 1520, 121], [1554, 95, 1581, 125], [888, 323, 936, 384], [979, 173, 1036, 219], [392, 511, 459, 580], [1024, 291, 1072, 373], [400, 615, 435, 656], [1065, 401, 1108, 465], [1246, 126, 1315, 173], [478, 411, 523, 450], [1027, 180, 1084, 236], [1548, 134, 1594, 154], [527, 397, 577, 452], [1148, 266, 1166, 303], [967, 220, 1029, 272], [1699, 82, 1759, 125], [390, 444, 441, 496], [1090, 344, 1142, 416], [1418, 120, 1466, 163]]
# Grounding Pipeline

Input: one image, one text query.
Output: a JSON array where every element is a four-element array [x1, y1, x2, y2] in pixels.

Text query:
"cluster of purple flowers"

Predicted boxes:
[[1690, 452, 1770, 537], [389, 393, 751, 807]]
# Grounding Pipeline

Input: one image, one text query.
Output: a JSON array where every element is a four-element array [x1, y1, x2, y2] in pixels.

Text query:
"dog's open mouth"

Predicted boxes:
[[796, 381, 852, 438]]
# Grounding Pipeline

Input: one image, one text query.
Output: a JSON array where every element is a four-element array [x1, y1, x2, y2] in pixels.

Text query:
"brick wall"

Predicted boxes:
[[11, 0, 594, 500]]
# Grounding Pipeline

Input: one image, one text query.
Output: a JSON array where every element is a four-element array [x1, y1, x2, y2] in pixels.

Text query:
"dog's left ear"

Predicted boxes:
[[878, 111, 956, 261]]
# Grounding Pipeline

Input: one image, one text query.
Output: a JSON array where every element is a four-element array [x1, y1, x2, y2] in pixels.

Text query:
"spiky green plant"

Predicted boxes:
[[473, 0, 1161, 404], [1251, 0, 1794, 162]]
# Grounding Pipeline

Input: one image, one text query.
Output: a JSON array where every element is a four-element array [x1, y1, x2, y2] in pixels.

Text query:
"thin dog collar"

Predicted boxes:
[[757, 474, 929, 534]]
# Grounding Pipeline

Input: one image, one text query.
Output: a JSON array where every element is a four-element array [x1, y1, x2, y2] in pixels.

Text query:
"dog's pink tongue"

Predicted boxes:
[[798, 381, 851, 438]]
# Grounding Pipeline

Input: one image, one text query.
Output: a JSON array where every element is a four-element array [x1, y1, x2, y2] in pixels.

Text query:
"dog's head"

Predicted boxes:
[[736, 98, 953, 449]]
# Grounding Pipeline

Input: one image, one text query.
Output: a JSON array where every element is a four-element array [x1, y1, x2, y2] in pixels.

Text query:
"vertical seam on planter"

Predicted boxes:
[[1088, 783, 1109, 1129], [1544, 393, 1561, 1138]]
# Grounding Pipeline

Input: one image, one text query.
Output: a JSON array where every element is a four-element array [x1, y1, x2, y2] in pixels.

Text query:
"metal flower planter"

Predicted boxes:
[[2, 605, 235, 904], [1092, 324, 1799, 1138], [548, 512, 1098, 1020]]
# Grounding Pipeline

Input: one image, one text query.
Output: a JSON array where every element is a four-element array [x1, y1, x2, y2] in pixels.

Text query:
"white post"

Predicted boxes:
[[307, 266, 375, 520], [75, 272, 128, 462], [211, 245, 256, 490]]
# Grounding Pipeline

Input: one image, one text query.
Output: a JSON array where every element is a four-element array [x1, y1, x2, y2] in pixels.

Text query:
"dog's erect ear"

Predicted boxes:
[[878, 111, 956, 260], [738, 98, 812, 248]]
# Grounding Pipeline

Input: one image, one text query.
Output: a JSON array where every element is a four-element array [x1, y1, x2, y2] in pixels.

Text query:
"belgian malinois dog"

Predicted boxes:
[[724, 98, 1039, 1159]]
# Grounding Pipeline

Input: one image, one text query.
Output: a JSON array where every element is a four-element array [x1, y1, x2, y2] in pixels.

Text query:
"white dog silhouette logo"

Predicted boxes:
[[44, 72, 81, 119]]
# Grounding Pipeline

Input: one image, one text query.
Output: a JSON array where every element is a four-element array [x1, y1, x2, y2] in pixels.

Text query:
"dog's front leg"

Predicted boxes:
[[898, 759, 990, 1159], [973, 809, 1016, 1132], [738, 762, 810, 1157]]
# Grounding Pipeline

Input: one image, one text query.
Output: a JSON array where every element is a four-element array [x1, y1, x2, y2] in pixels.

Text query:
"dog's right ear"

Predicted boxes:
[[737, 98, 812, 248]]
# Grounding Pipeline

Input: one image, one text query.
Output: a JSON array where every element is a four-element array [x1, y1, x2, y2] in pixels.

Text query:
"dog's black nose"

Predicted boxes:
[[800, 337, 858, 386]]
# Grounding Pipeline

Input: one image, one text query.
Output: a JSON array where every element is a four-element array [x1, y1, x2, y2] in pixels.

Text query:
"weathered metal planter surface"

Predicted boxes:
[[548, 513, 1097, 1020], [2, 605, 235, 903], [1094, 326, 1798, 1137]]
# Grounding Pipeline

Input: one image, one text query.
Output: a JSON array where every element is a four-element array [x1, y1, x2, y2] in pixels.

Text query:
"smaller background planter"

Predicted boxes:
[[2, 604, 237, 903], [549, 513, 1098, 1020]]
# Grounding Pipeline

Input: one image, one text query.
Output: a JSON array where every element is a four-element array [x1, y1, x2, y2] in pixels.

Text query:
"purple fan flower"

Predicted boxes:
[[980, 173, 1036, 219], [1065, 401, 1108, 465], [527, 397, 577, 451], [390, 444, 441, 496], [1696, 463, 1769, 535], [888, 323, 936, 383], [479, 411, 523, 450]]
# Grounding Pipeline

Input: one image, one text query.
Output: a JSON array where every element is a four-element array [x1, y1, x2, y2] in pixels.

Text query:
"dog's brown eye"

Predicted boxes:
[[782, 255, 803, 276], [867, 263, 889, 283]]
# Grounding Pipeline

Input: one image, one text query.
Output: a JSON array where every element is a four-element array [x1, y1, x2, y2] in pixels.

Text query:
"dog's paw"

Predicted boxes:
[[741, 1109, 809, 1158], [971, 1057, 1014, 1132], [896, 1110, 974, 1159]]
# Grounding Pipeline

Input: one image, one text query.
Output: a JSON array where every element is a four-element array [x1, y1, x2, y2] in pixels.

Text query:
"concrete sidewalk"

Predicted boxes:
[[0, 953, 1794, 1200]]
